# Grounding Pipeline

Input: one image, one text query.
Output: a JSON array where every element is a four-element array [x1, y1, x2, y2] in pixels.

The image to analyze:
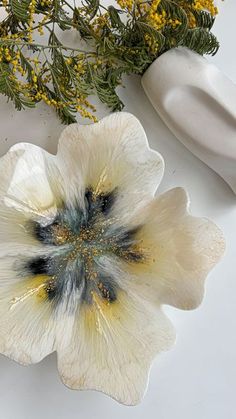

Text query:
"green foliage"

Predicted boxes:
[[182, 27, 219, 55], [10, 0, 31, 21], [0, 62, 35, 109], [0, 0, 219, 124]]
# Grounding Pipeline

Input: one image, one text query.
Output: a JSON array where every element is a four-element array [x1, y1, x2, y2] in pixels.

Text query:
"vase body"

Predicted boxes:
[[142, 47, 236, 194]]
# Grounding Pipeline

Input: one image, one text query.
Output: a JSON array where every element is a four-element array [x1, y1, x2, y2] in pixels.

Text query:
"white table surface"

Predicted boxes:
[[0, 2, 235, 418]]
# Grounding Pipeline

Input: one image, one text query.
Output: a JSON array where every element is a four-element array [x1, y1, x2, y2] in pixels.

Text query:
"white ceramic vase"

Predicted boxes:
[[142, 47, 236, 194]]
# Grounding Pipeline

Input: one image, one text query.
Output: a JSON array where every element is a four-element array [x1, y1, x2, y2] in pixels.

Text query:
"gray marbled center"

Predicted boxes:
[[23, 188, 144, 307]]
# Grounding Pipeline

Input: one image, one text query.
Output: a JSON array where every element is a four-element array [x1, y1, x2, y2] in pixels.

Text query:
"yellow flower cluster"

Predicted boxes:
[[193, 0, 218, 15], [0, 47, 11, 63], [33, 90, 57, 107], [93, 13, 110, 34], [144, 34, 159, 55], [0, 47, 26, 75], [148, 8, 181, 31], [178, 0, 217, 28], [38, 14, 50, 36], [0, 0, 219, 123], [74, 61, 86, 74], [149, 0, 161, 12], [145, 0, 181, 30], [28, 0, 37, 43], [0, 42, 97, 122], [116, 0, 134, 12], [188, 12, 197, 28], [39, 0, 52, 6], [145, 0, 217, 32], [65, 56, 87, 75], [76, 101, 98, 122]]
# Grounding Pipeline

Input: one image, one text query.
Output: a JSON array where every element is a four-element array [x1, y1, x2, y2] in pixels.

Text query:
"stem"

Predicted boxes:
[[99, 4, 108, 11], [62, 0, 75, 12], [0, 39, 97, 55], [20, 20, 53, 35]]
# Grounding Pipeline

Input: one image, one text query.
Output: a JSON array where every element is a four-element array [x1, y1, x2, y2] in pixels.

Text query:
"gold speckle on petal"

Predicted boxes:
[[52, 224, 71, 245]]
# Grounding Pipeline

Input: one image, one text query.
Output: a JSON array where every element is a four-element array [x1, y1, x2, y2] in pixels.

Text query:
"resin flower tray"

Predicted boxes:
[[0, 113, 225, 405]]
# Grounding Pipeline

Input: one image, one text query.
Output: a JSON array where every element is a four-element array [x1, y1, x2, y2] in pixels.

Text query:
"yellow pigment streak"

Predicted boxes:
[[10, 275, 49, 309], [94, 166, 109, 196]]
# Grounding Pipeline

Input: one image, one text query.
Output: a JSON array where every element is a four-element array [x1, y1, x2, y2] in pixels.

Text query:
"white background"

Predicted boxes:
[[0, 1, 235, 418]]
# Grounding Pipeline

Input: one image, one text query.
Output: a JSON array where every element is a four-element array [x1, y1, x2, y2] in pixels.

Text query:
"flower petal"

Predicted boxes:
[[0, 203, 55, 257], [57, 290, 175, 405], [0, 270, 56, 364], [56, 113, 164, 220], [0, 256, 81, 364], [124, 188, 225, 310], [0, 142, 57, 218], [0, 142, 67, 256]]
